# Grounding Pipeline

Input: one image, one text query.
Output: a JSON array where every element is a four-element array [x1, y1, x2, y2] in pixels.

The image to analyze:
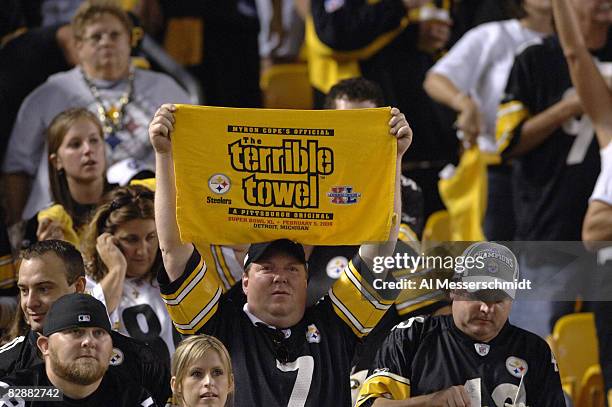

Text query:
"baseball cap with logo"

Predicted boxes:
[[244, 239, 307, 270], [454, 242, 520, 300], [43, 293, 111, 336]]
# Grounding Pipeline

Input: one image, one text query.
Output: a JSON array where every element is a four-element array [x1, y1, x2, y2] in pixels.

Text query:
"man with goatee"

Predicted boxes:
[[0, 293, 154, 406]]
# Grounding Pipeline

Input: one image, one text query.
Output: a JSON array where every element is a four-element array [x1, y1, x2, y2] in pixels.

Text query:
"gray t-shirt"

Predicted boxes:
[[3, 66, 190, 219]]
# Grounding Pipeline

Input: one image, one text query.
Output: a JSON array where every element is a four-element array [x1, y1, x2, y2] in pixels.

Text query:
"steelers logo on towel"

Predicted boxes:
[[326, 256, 348, 279], [110, 348, 124, 366], [506, 356, 528, 378], [208, 174, 231, 194]]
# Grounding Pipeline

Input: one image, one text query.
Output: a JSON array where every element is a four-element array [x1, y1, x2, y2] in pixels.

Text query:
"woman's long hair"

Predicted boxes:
[[47, 108, 106, 229], [83, 185, 158, 282]]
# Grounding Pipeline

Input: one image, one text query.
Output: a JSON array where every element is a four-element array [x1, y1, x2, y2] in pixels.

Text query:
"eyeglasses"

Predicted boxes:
[[80, 30, 126, 45]]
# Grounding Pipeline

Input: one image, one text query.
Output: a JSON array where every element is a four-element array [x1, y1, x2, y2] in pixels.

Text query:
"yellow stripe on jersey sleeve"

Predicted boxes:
[[213, 245, 236, 288], [160, 256, 223, 334], [496, 100, 530, 155], [0, 254, 16, 289], [329, 259, 394, 338], [356, 371, 411, 406]]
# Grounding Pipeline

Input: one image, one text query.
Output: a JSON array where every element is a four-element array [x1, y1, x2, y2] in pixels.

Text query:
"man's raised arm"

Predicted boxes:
[[149, 104, 194, 282], [360, 107, 413, 269]]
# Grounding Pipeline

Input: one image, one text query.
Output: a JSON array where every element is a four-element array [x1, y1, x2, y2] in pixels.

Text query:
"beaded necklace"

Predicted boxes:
[[80, 67, 135, 136]]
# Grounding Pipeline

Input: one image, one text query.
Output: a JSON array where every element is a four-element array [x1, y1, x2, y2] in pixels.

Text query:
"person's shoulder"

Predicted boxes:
[[99, 367, 155, 405], [24, 67, 79, 101], [507, 323, 553, 352], [135, 68, 180, 88], [109, 330, 157, 361], [0, 335, 27, 372], [516, 35, 558, 61], [0, 364, 43, 386], [386, 314, 444, 343]]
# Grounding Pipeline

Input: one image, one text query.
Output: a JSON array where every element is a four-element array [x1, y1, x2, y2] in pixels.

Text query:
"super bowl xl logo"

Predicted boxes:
[[228, 137, 334, 208], [327, 186, 361, 204]]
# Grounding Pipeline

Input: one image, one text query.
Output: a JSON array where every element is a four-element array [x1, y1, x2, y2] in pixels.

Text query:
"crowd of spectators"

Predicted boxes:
[[0, 0, 611, 406]]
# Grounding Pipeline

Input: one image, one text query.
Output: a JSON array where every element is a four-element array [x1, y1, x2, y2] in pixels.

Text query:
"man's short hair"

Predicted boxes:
[[324, 77, 386, 109], [72, 0, 133, 41], [20, 240, 85, 285]]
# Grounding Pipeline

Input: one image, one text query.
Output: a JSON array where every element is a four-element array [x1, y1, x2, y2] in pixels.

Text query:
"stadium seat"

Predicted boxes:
[[260, 64, 313, 109], [422, 210, 452, 245], [549, 313, 601, 406], [576, 365, 604, 407]]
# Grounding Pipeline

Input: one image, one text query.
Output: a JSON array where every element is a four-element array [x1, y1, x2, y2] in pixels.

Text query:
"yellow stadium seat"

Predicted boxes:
[[422, 210, 452, 244], [260, 64, 313, 109], [576, 365, 604, 407], [549, 313, 601, 406]]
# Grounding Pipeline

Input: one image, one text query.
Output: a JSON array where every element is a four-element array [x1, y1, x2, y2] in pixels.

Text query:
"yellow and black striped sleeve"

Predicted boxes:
[[356, 370, 411, 406], [158, 248, 224, 335], [328, 254, 395, 338], [496, 99, 530, 159], [356, 317, 427, 407], [355, 318, 423, 406], [198, 245, 240, 292]]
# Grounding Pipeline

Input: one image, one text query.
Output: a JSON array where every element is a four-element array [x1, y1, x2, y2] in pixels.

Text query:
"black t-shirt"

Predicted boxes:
[[0, 363, 154, 406], [498, 36, 601, 241], [0, 330, 169, 406], [357, 315, 565, 406]]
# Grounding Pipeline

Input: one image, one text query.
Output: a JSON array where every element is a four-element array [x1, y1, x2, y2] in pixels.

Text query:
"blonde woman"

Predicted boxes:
[[171, 335, 234, 407]]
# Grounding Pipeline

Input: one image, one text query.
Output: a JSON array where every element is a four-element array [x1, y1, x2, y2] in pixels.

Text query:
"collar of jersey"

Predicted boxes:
[[243, 303, 292, 338]]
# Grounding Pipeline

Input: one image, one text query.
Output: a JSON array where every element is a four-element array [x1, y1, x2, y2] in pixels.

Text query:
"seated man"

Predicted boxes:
[[0, 293, 154, 406], [357, 242, 565, 406], [149, 103, 412, 406], [0, 240, 170, 406]]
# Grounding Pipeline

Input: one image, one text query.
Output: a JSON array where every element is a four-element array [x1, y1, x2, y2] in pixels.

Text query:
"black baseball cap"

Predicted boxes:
[[43, 293, 111, 337], [244, 239, 307, 269]]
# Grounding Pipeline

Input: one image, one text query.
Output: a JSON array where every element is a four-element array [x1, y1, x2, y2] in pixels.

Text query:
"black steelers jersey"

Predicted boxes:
[[0, 363, 154, 406], [357, 315, 565, 406], [0, 330, 170, 406], [158, 248, 394, 407], [496, 36, 600, 241]]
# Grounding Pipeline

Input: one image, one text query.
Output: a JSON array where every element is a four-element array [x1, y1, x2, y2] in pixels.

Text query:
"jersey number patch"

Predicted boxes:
[[122, 304, 170, 361], [465, 378, 526, 407], [276, 356, 314, 407], [562, 89, 595, 165]]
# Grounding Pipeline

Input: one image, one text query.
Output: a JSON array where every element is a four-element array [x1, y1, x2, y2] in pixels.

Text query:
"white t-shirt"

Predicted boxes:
[[90, 277, 175, 362], [430, 19, 547, 153], [590, 141, 612, 205]]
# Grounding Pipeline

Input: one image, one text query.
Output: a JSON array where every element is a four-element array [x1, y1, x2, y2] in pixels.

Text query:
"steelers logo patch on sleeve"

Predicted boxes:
[[110, 348, 125, 366]]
